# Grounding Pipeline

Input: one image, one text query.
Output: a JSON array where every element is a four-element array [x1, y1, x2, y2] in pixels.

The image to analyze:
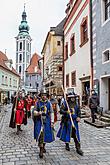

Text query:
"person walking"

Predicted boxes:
[[33, 90, 55, 158], [88, 89, 99, 123], [57, 92, 83, 156], [9, 91, 27, 134]]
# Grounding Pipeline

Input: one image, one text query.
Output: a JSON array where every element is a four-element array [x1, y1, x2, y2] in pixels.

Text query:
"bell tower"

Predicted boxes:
[[15, 4, 32, 88]]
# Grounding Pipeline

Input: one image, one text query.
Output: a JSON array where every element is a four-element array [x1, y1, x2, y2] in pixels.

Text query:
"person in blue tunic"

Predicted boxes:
[[33, 90, 55, 158], [57, 92, 83, 156]]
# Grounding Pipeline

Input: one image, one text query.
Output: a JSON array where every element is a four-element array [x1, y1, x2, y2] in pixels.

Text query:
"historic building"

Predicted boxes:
[[64, 0, 91, 103], [25, 53, 42, 94], [0, 51, 20, 104], [92, 0, 110, 111], [41, 19, 65, 96], [15, 6, 31, 89]]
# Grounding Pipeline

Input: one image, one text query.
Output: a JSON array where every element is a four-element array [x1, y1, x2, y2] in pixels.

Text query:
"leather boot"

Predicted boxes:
[[16, 125, 20, 135], [76, 148, 84, 156], [19, 126, 23, 131], [65, 143, 70, 151], [39, 147, 43, 158], [43, 143, 46, 153]]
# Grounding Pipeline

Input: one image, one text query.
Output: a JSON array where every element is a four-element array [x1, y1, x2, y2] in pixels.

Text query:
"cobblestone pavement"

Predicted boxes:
[[0, 106, 110, 165]]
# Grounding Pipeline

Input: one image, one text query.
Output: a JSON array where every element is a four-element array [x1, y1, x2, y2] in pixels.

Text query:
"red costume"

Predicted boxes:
[[26, 98, 33, 118], [16, 98, 25, 125], [52, 103, 58, 123]]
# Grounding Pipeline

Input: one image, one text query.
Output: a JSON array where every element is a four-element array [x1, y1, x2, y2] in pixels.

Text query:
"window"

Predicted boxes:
[[57, 41, 61, 46], [103, 50, 110, 62], [20, 42, 22, 50], [23, 40, 25, 50], [66, 74, 69, 87], [105, 0, 110, 20], [19, 66, 21, 73], [71, 71, 76, 86], [16, 42, 18, 51], [19, 54, 22, 62], [80, 17, 88, 46], [70, 34, 75, 55], [5, 76, 7, 85], [10, 78, 12, 86], [64, 43, 68, 60], [58, 66, 63, 71], [2, 75, 4, 84]]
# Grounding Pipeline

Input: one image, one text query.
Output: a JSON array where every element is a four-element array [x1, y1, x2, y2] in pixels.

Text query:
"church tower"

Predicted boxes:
[[15, 5, 31, 88]]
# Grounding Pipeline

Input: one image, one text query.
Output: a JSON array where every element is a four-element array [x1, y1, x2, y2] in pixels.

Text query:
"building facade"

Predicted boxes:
[[64, 0, 91, 103], [15, 6, 31, 89], [92, 0, 110, 111], [0, 51, 20, 104], [41, 19, 65, 96], [25, 53, 42, 94]]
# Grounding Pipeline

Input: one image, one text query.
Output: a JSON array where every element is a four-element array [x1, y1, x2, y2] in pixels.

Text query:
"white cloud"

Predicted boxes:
[[0, 0, 68, 67]]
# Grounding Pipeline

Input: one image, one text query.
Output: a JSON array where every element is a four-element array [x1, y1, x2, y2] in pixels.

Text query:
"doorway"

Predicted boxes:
[[82, 81, 90, 106]]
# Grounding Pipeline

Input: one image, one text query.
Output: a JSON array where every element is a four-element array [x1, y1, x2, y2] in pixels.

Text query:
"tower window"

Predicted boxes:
[[20, 42, 22, 50], [19, 54, 22, 62], [19, 66, 21, 73], [105, 0, 110, 20]]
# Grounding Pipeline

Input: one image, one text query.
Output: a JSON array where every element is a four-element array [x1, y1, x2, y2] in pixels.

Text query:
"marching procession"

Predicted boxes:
[[9, 88, 83, 159]]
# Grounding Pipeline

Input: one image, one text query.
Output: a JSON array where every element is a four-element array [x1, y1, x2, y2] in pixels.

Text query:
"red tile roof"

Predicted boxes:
[[26, 53, 41, 74], [0, 51, 20, 77]]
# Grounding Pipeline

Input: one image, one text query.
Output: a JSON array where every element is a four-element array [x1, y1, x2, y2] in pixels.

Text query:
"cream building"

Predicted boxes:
[[41, 19, 65, 96]]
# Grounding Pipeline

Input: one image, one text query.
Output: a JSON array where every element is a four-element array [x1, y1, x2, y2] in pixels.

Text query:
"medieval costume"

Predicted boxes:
[[26, 94, 33, 118], [57, 93, 83, 156], [33, 91, 55, 158], [50, 96, 59, 123], [9, 92, 27, 134]]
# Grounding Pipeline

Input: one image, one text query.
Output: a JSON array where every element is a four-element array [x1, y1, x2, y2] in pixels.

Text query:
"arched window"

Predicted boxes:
[[19, 54, 22, 62], [20, 42, 22, 50], [19, 66, 21, 73]]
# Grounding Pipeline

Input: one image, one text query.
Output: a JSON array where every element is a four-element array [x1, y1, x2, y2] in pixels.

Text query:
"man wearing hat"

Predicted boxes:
[[9, 91, 26, 134], [57, 91, 83, 156], [33, 89, 55, 158]]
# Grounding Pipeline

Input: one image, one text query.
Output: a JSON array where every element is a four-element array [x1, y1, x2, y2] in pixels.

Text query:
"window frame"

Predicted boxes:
[[66, 74, 69, 87], [70, 33, 75, 56], [105, 0, 110, 21], [102, 49, 110, 64], [80, 16, 88, 47], [71, 71, 76, 87]]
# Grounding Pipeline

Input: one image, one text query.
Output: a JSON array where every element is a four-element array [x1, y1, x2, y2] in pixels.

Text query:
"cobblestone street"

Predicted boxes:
[[0, 105, 110, 165]]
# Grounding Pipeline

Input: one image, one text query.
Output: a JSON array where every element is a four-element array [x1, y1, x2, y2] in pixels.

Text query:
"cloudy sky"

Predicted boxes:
[[0, 0, 68, 66]]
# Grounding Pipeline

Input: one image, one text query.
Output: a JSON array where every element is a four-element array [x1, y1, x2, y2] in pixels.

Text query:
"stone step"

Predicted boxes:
[[103, 113, 110, 119], [100, 116, 110, 123], [84, 118, 110, 128]]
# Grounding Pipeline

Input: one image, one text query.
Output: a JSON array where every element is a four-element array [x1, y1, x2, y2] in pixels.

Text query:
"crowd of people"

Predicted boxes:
[[9, 89, 84, 158]]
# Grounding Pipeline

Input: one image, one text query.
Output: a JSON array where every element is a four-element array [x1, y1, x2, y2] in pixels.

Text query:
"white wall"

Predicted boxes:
[[100, 78, 109, 111], [64, 2, 91, 96]]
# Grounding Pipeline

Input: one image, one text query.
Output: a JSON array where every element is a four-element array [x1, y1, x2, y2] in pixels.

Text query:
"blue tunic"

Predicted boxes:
[[57, 99, 80, 143], [34, 100, 55, 143]]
